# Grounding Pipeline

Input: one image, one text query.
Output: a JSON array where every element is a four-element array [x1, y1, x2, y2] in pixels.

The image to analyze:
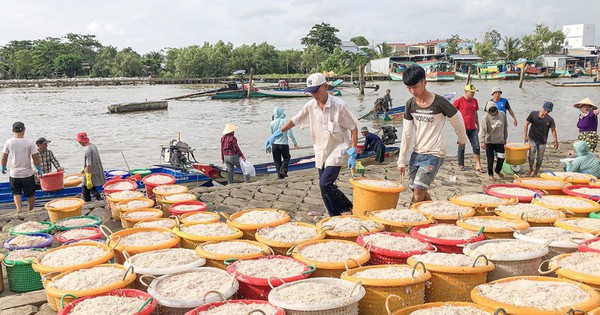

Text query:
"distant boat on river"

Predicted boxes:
[[545, 81, 600, 87], [107, 100, 168, 113]]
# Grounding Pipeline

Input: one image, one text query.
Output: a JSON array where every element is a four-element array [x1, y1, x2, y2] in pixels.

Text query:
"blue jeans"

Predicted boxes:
[[408, 153, 444, 190], [318, 166, 352, 216], [458, 129, 481, 166]]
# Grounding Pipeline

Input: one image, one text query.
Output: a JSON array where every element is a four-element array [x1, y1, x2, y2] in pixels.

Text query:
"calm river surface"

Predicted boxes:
[[1, 78, 599, 175]]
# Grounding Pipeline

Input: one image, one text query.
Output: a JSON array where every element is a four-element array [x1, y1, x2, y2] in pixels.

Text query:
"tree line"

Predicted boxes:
[[0, 23, 565, 80]]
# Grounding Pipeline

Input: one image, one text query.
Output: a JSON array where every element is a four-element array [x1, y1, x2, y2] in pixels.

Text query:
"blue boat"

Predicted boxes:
[[0, 166, 213, 209]]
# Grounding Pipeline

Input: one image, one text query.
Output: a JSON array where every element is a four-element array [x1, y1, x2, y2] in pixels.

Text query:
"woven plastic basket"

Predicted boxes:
[[554, 217, 600, 235], [540, 171, 598, 185], [406, 254, 495, 302], [153, 184, 189, 205], [456, 216, 530, 239], [57, 289, 156, 315], [356, 232, 435, 265], [531, 195, 600, 217], [563, 185, 600, 201], [39, 171, 65, 192], [254, 222, 326, 255], [4, 233, 54, 251], [195, 240, 272, 270], [169, 201, 207, 216], [578, 237, 600, 254], [120, 208, 164, 229], [63, 174, 82, 187], [180, 211, 221, 224], [316, 215, 385, 242], [513, 176, 571, 195], [408, 224, 486, 254], [55, 215, 103, 231], [513, 227, 595, 261], [411, 201, 476, 225], [32, 242, 115, 275], [102, 226, 180, 264], [340, 263, 431, 315], [349, 178, 406, 217], [290, 239, 370, 278], [160, 193, 197, 216], [2, 248, 46, 292], [106, 191, 145, 219], [494, 205, 566, 227], [224, 208, 291, 240], [173, 222, 243, 249], [115, 198, 155, 220], [484, 183, 542, 203], [544, 252, 600, 289], [390, 301, 497, 315], [134, 218, 177, 229], [365, 209, 434, 233], [449, 194, 518, 216], [45, 198, 85, 223], [142, 173, 176, 199], [55, 228, 103, 244], [9, 221, 55, 236], [184, 299, 286, 315]]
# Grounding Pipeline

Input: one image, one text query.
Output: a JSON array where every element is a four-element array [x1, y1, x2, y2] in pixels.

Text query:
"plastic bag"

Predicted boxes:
[[240, 159, 256, 177]]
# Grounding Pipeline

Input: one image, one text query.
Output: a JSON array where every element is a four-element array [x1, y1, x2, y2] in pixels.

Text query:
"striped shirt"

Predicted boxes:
[[39, 149, 60, 174]]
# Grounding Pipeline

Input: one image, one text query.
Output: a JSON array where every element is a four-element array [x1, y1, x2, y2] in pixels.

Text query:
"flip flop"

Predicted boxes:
[[475, 168, 486, 174]]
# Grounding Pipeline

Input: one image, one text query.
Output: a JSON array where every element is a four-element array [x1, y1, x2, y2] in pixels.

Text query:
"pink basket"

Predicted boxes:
[[356, 232, 435, 265], [39, 171, 65, 192]]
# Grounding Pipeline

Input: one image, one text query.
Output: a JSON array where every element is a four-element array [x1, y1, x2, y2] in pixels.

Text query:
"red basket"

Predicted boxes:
[[102, 178, 138, 195], [409, 224, 485, 254], [226, 255, 314, 300], [170, 201, 208, 216], [142, 173, 176, 199], [39, 171, 65, 192], [57, 289, 156, 315], [356, 232, 435, 265], [185, 300, 286, 315], [578, 237, 600, 254], [484, 183, 543, 203], [563, 185, 600, 201], [55, 227, 103, 244]]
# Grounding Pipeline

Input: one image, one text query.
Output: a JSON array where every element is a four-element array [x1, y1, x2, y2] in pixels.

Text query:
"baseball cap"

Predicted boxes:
[[360, 126, 369, 132], [12, 121, 25, 132], [36, 137, 50, 145], [76, 132, 90, 143], [305, 73, 327, 93], [491, 87, 502, 95], [542, 101, 554, 112], [465, 84, 478, 92]]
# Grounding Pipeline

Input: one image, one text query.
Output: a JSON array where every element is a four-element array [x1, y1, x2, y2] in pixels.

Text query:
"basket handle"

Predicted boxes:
[[363, 240, 373, 252], [139, 274, 156, 287], [319, 225, 334, 233], [203, 290, 226, 303], [513, 174, 521, 181], [220, 211, 231, 221], [41, 271, 61, 281], [588, 195, 600, 201], [457, 211, 465, 222], [107, 235, 122, 251], [246, 310, 267, 315], [538, 259, 559, 275], [224, 258, 237, 266], [476, 226, 485, 236], [569, 237, 586, 245], [541, 240, 553, 249], [565, 309, 587, 315], [313, 215, 325, 222], [385, 294, 403, 315], [267, 276, 286, 289], [262, 247, 275, 256], [472, 254, 489, 267], [122, 250, 131, 262], [538, 188, 548, 195], [2, 259, 16, 267], [344, 258, 362, 271], [493, 308, 508, 315], [99, 224, 114, 238], [358, 225, 371, 236], [425, 244, 438, 253], [520, 212, 528, 222], [484, 207, 497, 214], [533, 193, 542, 200], [302, 264, 316, 275], [153, 204, 162, 210], [137, 297, 154, 314], [123, 265, 135, 281], [60, 293, 79, 309], [348, 280, 362, 297], [285, 245, 297, 256], [411, 261, 427, 278]]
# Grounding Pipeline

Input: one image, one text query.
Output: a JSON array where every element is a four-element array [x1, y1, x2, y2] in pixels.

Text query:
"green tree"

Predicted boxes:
[[301, 22, 341, 53], [175, 46, 206, 77], [13, 50, 34, 78], [301, 45, 328, 73], [500, 36, 522, 61], [54, 54, 82, 77], [115, 48, 144, 77], [376, 42, 393, 57], [474, 41, 495, 61], [446, 35, 460, 54], [483, 30, 502, 50], [142, 51, 164, 75], [277, 49, 303, 74], [521, 24, 565, 60], [229, 44, 255, 74], [91, 46, 118, 77], [162, 48, 180, 76], [31, 37, 68, 77], [322, 48, 352, 74], [350, 36, 369, 46]]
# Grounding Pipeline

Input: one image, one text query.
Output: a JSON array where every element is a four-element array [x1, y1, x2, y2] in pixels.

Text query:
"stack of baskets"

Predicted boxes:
[[224, 208, 291, 240]]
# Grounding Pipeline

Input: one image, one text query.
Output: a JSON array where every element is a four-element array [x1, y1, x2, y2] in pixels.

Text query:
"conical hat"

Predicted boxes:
[[222, 123, 238, 135], [574, 97, 597, 109]]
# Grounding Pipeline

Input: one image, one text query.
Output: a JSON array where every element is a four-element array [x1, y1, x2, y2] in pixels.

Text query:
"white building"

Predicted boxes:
[[563, 24, 595, 49], [339, 41, 359, 54]]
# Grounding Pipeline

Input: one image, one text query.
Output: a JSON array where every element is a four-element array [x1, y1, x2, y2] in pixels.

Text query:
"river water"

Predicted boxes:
[[0, 78, 598, 175]]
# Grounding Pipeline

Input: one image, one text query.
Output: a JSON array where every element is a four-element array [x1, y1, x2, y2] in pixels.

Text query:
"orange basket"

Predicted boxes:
[[349, 178, 406, 217], [195, 240, 272, 269], [39, 171, 65, 192], [290, 239, 370, 278], [448, 194, 518, 216], [545, 252, 600, 289], [63, 174, 82, 187], [513, 176, 570, 195], [411, 201, 476, 224], [390, 302, 496, 315], [32, 242, 115, 275], [254, 222, 326, 255], [223, 208, 291, 240], [316, 215, 385, 242], [456, 216, 530, 239], [173, 222, 243, 249], [365, 209, 434, 233], [120, 208, 164, 229], [44, 198, 85, 223], [102, 226, 180, 264]]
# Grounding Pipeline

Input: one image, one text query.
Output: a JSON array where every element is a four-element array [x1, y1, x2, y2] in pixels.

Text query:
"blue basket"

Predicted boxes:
[[3, 233, 54, 251], [106, 169, 130, 181]]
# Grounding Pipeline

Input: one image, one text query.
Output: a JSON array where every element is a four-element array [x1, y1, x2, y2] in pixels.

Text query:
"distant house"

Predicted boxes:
[[339, 41, 359, 54], [387, 39, 474, 56]]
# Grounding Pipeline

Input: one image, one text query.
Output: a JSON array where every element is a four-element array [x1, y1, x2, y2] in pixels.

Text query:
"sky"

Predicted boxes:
[[1, 0, 598, 54]]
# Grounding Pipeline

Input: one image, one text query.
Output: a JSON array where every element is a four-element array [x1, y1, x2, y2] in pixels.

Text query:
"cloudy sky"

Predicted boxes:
[[1, 0, 598, 53]]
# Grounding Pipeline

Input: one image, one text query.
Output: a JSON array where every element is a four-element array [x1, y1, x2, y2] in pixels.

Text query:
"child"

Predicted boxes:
[[479, 101, 508, 180]]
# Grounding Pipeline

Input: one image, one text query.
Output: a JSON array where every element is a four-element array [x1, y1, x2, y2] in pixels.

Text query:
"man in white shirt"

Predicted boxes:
[[398, 65, 468, 203], [1, 122, 43, 212], [266, 73, 359, 216]]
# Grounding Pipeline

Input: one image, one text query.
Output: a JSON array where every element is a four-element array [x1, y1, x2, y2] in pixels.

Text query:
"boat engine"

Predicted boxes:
[[161, 139, 198, 170], [381, 126, 398, 145]]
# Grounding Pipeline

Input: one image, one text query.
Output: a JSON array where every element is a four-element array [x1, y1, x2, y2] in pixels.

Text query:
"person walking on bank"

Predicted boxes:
[[221, 123, 250, 184], [573, 98, 599, 152], [490, 87, 518, 127], [268, 107, 299, 179], [36, 137, 64, 174], [398, 65, 468, 204], [524, 102, 558, 177], [453, 84, 483, 172], [479, 101, 508, 180], [1, 122, 43, 212], [382, 89, 393, 111], [265, 73, 359, 217], [361, 127, 386, 163], [77, 132, 106, 201]]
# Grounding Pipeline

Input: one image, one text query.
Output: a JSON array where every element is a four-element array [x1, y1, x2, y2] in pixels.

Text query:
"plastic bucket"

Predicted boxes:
[[102, 178, 138, 195], [39, 171, 65, 192], [170, 201, 208, 216], [142, 173, 176, 199], [57, 289, 156, 315], [44, 198, 85, 223], [350, 178, 405, 216], [130, 168, 151, 178], [504, 142, 530, 165]]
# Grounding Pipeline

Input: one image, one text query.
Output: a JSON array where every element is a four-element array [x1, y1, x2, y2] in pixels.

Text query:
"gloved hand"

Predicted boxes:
[[85, 173, 93, 189], [36, 165, 43, 176], [80, 167, 85, 175], [346, 147, 357, 170], [266, 147, 272, 154], [1, 165, 6, 175], [265, 129, 283, 152]]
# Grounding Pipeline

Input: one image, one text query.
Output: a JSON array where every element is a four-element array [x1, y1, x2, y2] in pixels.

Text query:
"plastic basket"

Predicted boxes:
[[541, 171, 598, 185], [45, 198, 85, 223], [390, 302, 496, 315], [290, 239, 370, 278], [317, 215, 385, 242], [554, 217, 600, 235], [170, 201, 207, 216], [340, 263, 431, 315], [102, 226, 180, 264], [174, 222, 243, 249], [531, 195, 600, 217], [2, 248, 46, 292], [134, 218, 177, 229], [563, 185, 600, 201], [195, 240, 272, 270], [9, 221, 55, 236], [406, 254, 494, 302], [349, 178, 406, 217], [184, 300, 286, 315], [55, 215, 103, 231], [57, 289, 156, 315], [578, 237, 600, 253], [494, 206, 566, 227], [142, 173, 176, 199], [180, 211, 221, 224], [131, 168, 152, 178], [456, 216, 530, 239], [153, 184, 189, 205], [32, 242, 114, 275], [120, 208, 164, 229], [365, 209, 434, 233], [471, 276, 600, 315], [224, 209, 291, 241], [255, 222, 326, 256], [544, 252, 600, 289], [513, 227, 595, 261], [408, 224, 486, 254], [356, 232, 435, 265], [106, 191, 145, 219], [4, 233, 54, 251], [484, 183, 542, 203], [63, 174, 82, 187], [160, 193, 198, 216], [591, 211, 600, 219], [513, 176, 570, 195], [102, 178, 138, 195], [55, 228, 103, 244], [449, 194, 518, 216], [39, 171, 65, 192], [411, 201, 476, 224], [504, 142, 530, 165]]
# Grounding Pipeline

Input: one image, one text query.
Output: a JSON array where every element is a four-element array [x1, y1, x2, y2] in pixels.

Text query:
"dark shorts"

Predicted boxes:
[[408, 153, 444, 190], [10, 175, 37, 198]]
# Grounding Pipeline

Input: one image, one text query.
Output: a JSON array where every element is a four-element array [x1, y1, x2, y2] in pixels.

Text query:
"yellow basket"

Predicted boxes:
[[411, 201, 476, 225], [173, 222, 243, 249], [448, 194, 518, 216], [340, 263, 431, 315], [43, 264, 136, 311], [160, 192, 197, 216], [106, 191, 144, 219], [545, 253, 600, 289], [44, 198, 85, 223], [180, 211, 221, 224], [349, 178, 406, 217], [390, 302, 496, 315], [195, 240, 272, 269], [316, 215, 385, 241], [0, 253, 4, 293], [590, 307, 600, 315], [532, 195, 600, 217], [504, 142, 530, 165], [540, 171, 598, 185], [134, 218, 177, 229], [494, 207, 566, 227], [290, 239, 370, 278], [153, 184, 189, 205], [254, 222, 326, 255], [554, 218, 600, 234], [32, 242, 114, 275], [120, 208, 164, 229], [365, 209, 434, 233], [63, 174, 82, 188], [224, 208, 291, 240], [115, 198, 155, 219], [406, 255, 495, 303], [456, 216, 530, 239], [103, 226, 180, 264], [513, 177, 570, 195]]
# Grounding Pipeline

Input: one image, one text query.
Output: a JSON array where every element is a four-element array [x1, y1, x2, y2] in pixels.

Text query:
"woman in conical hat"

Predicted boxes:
[[574, 98, 599, 152], [220, 123, 249, 184]]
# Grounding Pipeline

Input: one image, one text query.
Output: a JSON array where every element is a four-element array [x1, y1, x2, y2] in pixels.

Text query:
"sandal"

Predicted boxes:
[[459, 166, 465, 171], [475, 168, 486, 173]]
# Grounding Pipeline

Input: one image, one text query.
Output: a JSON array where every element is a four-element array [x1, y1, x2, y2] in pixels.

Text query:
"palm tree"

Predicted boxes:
[[377, 42, 393, 57], [501, 36, 522, 61]]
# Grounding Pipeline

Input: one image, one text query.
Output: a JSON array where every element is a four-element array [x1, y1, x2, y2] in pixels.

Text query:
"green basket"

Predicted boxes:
[[2, 249, 46, 292], [130, 168, 151, 178], [55, 215, 103, 231], [8, 221, 55, 236], [590, 211, 600, 219]]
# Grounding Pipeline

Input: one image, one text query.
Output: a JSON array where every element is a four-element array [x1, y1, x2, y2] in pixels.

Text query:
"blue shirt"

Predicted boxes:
[[363, 132, 385, 152], [270, 118, 297, 146], [491, 97, 511, 114]]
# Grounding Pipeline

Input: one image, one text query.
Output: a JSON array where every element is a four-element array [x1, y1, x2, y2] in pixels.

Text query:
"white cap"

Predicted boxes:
[[305, 73, 327, 93], [491, 87, 502, 95]]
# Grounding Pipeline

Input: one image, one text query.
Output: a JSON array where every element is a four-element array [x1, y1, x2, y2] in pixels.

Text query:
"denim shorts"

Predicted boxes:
[[408, 153, 444, 190]]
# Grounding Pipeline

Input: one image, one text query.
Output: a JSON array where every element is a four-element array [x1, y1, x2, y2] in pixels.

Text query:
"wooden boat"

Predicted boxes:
[[194, 147, 400, 184], [0, 166, 213, 208], [546, 81, 600, 87], [389, 61, 417, 81], [256, 88, 342, 98], [418, 60, 455, 82], [362, 92, 455, 121], [210, 90, 267, 99], [107, 101, 168, 113]]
